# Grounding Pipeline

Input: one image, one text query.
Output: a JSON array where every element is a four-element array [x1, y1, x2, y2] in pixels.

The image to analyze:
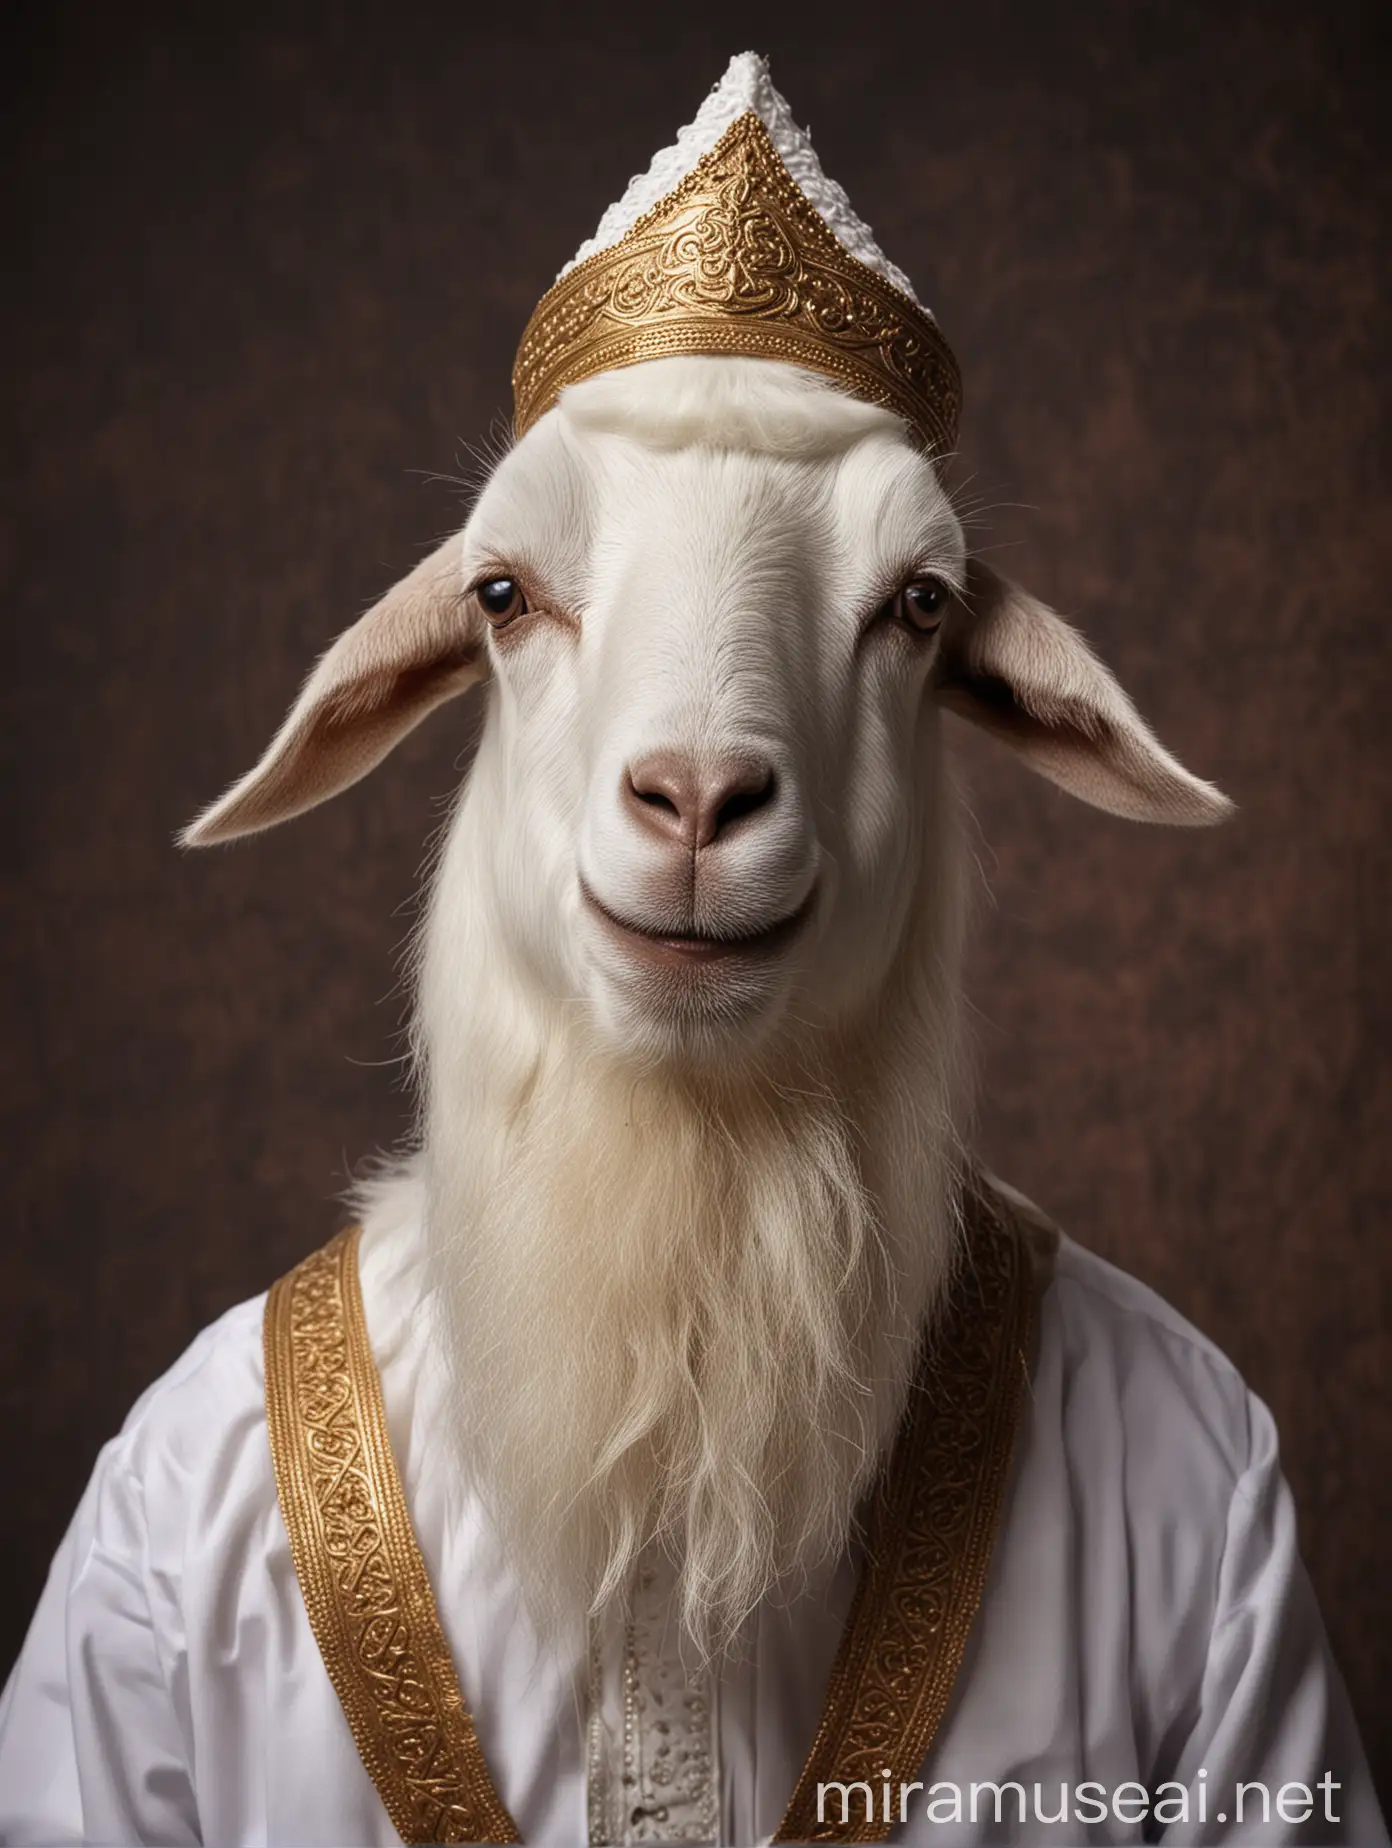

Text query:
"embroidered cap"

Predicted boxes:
[[511, 52, 961, 464]]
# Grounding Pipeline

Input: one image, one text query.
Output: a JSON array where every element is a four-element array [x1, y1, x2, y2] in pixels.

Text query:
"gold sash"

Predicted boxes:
[[264, 1175, 1044, 1845]]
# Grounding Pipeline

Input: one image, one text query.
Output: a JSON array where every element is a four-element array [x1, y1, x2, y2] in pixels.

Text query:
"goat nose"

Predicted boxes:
[[624, 751, 777, 849]]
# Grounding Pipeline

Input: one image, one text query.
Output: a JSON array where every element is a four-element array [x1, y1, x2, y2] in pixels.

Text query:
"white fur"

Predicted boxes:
[[404, 359, 969, 1649]]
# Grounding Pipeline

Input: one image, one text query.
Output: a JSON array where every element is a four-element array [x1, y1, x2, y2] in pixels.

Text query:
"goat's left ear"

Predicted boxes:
[[181, 532, 486, 846], [935, 560, 1233, 825]]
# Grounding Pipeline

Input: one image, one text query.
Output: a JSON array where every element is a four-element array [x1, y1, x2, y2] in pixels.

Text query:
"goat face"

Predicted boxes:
[[184, 357, 1229, 1068], [454, 360, 965, 1059]]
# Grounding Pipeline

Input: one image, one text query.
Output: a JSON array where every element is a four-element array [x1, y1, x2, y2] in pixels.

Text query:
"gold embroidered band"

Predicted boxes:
[[773, 1175, 1039, 1842], [265, 1175, 1039, 1844], [512, 111, 962, 463], [263, 1228, 521, 1845]]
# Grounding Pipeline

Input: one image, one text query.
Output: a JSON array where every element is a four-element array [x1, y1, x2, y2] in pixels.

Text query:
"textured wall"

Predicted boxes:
[[4, 0, 1388, 1803]]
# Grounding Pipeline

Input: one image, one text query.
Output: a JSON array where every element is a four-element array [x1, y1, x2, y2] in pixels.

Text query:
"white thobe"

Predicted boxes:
[[0, 1213, 1383, 1846]]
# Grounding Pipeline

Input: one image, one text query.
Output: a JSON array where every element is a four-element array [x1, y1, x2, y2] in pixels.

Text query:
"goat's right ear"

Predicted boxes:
[[181, 533, 486, 846]]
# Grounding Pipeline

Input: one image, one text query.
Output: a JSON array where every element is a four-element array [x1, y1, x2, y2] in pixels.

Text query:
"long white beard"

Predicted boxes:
[[419, 997, 961, 1658]]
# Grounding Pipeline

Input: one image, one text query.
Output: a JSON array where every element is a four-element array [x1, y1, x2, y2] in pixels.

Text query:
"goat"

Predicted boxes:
[[182, 354, 1230, 1653]]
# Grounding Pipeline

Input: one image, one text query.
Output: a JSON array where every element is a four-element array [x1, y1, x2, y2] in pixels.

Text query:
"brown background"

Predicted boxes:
[[3, 0, 1388, 1809]]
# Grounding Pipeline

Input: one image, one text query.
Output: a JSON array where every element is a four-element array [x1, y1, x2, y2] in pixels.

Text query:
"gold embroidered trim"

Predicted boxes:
[[512, 111, 961, 462], [263, 1228, 520, 1845], [266, 1176, 1037, 1845], [772, 1175, 1039, 1843]]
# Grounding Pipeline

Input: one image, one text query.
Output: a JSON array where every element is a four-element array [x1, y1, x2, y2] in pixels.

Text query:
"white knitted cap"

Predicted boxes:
[[561, 52, 920, 305]]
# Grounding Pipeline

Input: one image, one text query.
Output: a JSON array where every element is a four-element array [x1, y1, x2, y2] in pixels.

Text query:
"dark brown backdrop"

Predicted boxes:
[[4, 0, 1388, 1805]]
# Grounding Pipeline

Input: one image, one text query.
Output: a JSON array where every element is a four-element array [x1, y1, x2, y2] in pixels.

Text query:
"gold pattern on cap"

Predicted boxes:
[[512, 111, 961, 461]]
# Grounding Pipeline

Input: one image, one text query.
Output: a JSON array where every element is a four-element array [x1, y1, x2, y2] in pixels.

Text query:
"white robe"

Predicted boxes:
[[0, 1214, 1383, 1846]]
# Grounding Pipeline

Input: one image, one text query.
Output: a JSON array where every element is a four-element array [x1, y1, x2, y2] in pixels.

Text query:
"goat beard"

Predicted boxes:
[[419, 1002, 961, 1659]]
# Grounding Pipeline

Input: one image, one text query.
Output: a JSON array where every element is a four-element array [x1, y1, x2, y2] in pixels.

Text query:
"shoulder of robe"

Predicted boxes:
[[1044, 1231, 1258, 1478], [93, 1290, 277, 1539]]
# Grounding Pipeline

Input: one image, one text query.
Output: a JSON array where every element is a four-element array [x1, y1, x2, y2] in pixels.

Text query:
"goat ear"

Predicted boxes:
[[935, 559, 1233, 825], [181, 533, 485, 846]]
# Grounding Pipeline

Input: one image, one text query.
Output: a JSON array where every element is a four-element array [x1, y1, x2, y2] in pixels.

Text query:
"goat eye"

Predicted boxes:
[[476, 577, 527, 625], [898, 578, 949, 634]]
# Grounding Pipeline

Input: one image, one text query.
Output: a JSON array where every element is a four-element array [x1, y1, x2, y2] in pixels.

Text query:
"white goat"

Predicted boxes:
[[183, 355, 1229, 1653]]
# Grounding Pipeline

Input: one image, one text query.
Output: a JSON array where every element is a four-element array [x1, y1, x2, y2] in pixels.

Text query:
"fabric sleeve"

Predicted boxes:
[[1157, 1388, 1386, 1845], [0, 1436, 199, 1846]]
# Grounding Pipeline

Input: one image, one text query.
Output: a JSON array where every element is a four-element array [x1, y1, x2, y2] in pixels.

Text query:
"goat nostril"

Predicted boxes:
[[624, 763, 689, 836], [714, 769, 776, 835], [634, 785, 680, 817]]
